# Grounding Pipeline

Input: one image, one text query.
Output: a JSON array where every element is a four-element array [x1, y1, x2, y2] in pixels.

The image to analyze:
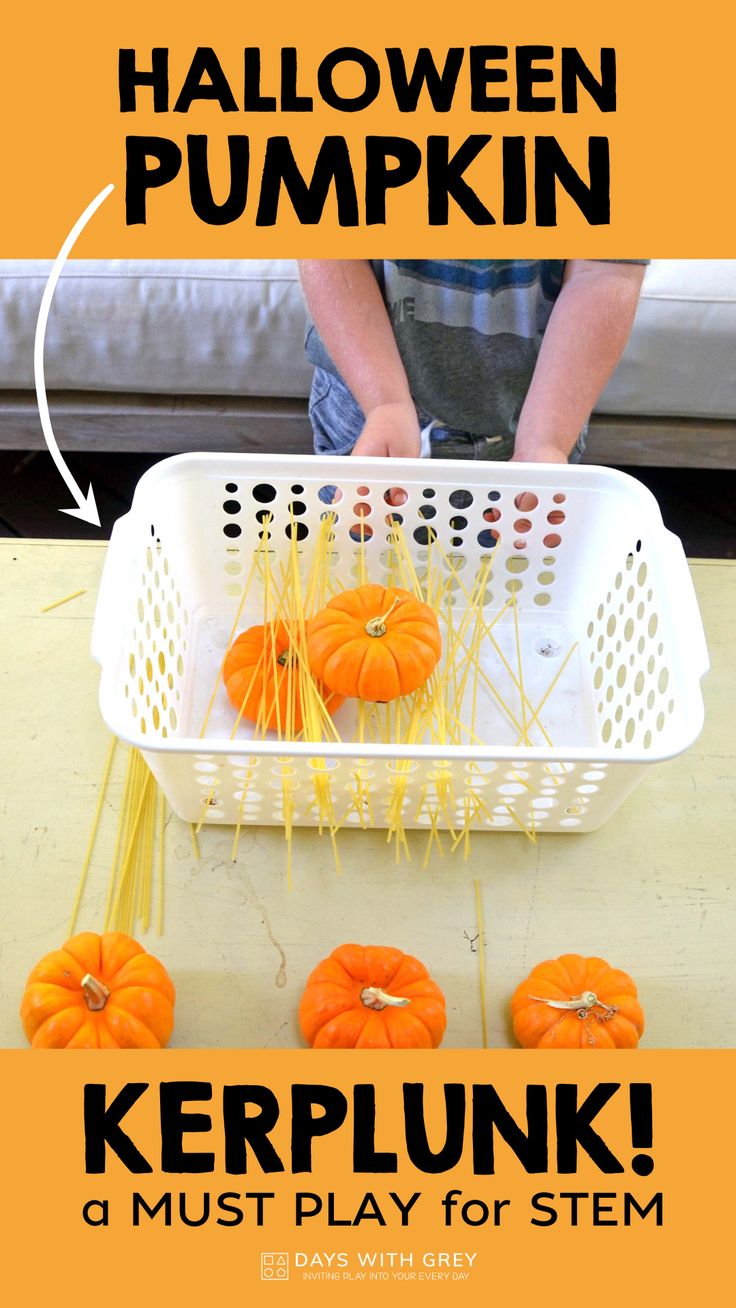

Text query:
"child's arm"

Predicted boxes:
[[298, 260, 421, 457], [512, 260, 646, 463]]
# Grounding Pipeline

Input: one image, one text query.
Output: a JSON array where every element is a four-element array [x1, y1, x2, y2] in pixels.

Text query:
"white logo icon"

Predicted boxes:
[[261, 1253, 289, 1281]]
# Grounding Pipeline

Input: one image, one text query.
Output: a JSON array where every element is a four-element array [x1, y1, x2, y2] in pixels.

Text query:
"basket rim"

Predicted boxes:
[[126, 450, 668, 523], [100, 714, 705, 767]]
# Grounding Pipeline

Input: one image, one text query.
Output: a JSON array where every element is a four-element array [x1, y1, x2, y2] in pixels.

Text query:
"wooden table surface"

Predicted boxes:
[[1, 541, 734, 1049]]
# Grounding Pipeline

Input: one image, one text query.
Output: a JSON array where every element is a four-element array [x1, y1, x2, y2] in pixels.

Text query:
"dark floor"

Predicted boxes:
[[0, 450, 734, 559]]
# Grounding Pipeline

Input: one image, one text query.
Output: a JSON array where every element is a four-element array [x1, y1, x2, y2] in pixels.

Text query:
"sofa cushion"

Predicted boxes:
[[1, 258, 735, 421], [0, 259, 312, 398], [598, 260, 736, 419]]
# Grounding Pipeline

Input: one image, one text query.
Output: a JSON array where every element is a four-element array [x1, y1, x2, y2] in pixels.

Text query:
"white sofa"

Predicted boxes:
[[1, 259, 734, 466]]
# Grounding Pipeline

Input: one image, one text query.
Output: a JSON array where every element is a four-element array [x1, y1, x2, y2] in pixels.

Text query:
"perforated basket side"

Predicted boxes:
[[141, 747, 648, 833]]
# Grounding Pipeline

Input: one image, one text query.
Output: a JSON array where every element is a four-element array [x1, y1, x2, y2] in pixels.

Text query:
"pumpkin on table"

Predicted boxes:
[[511, 953, 645, 1049], [223, 620, 343, 733], [20, 932, 175, 1048], [306, 584, 442, 702], [299, 943, 447, 1048]]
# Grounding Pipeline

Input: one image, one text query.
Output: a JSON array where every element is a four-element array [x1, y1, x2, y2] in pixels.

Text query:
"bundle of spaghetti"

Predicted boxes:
[[70, 738, 170, 937], [105, 747, 163, 934]]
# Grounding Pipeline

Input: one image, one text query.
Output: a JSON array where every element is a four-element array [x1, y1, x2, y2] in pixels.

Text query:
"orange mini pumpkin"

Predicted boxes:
[[20, 932, 175, 1048], [511, 953, 644, 1049], [299, 943, 447, 1048], [223, 621, 343, 733], [306, 584, 442, 702]]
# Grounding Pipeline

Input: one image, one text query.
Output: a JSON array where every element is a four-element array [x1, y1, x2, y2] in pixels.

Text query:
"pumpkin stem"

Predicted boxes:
[[277, 649, 296, 667], [365, 595, 403, 639], [529, 990, 619, 1021], [81, 973, 111, 1012], [361, 985, 410, 1011]]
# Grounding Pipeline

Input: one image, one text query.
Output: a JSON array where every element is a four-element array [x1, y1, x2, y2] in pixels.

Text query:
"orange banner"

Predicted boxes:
[[3, 1049, 735, 1305], [2, 0, 735, 255]]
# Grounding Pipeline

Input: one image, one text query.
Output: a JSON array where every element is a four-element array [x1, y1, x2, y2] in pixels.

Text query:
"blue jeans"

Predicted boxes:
[[308, 366, 587, 463]]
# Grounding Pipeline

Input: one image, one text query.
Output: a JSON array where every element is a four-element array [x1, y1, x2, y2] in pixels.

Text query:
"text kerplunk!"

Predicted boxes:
[[84, 1079, 653, 1175]]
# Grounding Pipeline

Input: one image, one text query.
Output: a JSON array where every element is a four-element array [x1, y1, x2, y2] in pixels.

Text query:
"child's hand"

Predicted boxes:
[[352, 402, 421, 459]]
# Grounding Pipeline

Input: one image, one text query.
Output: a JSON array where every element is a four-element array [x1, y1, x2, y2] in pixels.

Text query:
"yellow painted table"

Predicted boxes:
[[1, 541, 734, 1048]]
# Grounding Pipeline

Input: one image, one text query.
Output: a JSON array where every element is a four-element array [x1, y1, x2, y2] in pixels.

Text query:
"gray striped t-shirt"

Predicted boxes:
[[305, 259, 647, 440]]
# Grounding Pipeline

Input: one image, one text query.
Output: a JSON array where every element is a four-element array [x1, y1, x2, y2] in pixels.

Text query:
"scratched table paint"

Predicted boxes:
[[1, 541, 734, 1048]]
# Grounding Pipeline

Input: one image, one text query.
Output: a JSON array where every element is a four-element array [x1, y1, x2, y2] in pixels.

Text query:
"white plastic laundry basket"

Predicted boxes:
[[92, 454, 709, 833]]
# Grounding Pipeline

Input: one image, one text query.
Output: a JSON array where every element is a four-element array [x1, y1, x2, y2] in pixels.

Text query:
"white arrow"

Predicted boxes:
[[33, 183, 115, 526]]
